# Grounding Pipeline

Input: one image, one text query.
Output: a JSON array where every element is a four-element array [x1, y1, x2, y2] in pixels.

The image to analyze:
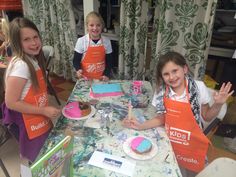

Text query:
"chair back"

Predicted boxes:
[[196, 157, 236, 177], [42, 46, 54, 59], [42, 45, 54, 68], [42, 45, 61, 105]]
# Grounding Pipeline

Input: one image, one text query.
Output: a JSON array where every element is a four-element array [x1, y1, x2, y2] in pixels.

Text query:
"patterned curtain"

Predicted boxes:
[[118, 0, 149, 80], [22, 0, 77, 80], [148, 0, 217, 82]]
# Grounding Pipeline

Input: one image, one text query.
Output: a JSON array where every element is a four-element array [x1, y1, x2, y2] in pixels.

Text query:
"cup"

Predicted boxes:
[[132, 81, 143, 94]]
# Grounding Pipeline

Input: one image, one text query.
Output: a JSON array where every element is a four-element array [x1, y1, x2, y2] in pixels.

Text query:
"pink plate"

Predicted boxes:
[[62, 105, 96, 120]]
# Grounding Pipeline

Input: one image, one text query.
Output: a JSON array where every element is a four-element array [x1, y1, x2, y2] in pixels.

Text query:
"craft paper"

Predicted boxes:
[[90, 83, 123, 98]]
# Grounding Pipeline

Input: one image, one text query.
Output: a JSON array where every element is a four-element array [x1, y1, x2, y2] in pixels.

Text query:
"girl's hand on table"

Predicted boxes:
[[122, 117, 142, 130], [100, 75, 109, 81], [76, 69, 83, 79], [43, 106, 61, 119]]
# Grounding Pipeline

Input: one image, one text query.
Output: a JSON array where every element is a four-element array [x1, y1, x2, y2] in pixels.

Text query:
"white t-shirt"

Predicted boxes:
[[74, 34, 112, 60], [152, 80, 210, 106], [152, 80, 211, 123], [5, 57, 40, 100]]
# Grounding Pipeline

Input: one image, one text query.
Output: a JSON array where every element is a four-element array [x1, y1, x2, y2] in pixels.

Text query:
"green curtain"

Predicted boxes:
[[22, 0, 77, 80], [118, 0, 149, 80], [148, 0, 217, 82]]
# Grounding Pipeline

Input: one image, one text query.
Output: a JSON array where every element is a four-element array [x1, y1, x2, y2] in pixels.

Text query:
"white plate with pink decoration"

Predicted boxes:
[[62, 105, 96, 120], [123, 136, 158, 160]]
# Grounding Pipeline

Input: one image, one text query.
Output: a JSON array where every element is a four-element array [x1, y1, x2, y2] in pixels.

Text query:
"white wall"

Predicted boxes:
[[83, 0, 99, 33]]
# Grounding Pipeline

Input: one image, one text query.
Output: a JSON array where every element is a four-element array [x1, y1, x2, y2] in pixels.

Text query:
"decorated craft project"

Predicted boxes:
[[130, 136, 152, 154], [123, 136, 158, 160], [90, 83, 124, 98], [132, 81, 143, 94], [62, 101, 94, 120]]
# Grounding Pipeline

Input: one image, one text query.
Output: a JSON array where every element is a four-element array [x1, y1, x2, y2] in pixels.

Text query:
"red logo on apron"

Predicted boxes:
[[81, 38, 106, 79]]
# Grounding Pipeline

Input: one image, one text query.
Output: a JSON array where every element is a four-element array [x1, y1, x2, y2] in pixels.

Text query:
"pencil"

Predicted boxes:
[[164, 154, 169, 162]]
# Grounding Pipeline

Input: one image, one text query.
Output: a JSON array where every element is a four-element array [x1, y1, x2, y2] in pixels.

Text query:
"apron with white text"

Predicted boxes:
[[22, 68, 52, 140], [164, 83, 210, 172]]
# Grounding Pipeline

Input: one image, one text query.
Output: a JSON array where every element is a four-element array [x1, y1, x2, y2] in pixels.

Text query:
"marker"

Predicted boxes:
[[164, 154, 170, 163]]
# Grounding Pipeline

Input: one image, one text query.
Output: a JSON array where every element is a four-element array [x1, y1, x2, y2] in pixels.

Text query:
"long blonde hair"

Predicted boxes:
[[0, 18, 10, 43], [9, 17, 46, 89]]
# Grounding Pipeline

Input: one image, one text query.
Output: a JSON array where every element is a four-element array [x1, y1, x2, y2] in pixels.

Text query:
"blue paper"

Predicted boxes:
[[92, 83, 122, 94]]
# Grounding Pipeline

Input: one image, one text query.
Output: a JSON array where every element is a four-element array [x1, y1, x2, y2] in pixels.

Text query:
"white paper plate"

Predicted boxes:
[[123, 136, 158, 160], [62, 105, 96, 120]]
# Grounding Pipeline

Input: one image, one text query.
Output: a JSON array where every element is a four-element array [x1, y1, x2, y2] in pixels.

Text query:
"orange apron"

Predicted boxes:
[[164, 82, 210, 172], [81, 37, 106, 79], [22, 68, 52, 140]]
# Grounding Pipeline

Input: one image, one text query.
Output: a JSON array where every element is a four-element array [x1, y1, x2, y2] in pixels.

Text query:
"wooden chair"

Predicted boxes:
[[42, 46, 61, 105]]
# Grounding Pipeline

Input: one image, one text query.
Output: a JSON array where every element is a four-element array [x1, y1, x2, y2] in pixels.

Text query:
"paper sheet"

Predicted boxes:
[[88, 151, 136, 176]]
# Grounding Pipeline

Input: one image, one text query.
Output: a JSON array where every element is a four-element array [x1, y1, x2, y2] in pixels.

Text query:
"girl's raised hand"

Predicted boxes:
[[214, 82, 234, 105]]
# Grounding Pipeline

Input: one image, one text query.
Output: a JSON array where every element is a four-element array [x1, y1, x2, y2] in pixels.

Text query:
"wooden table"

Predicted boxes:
[[37, 79, 182, 177]]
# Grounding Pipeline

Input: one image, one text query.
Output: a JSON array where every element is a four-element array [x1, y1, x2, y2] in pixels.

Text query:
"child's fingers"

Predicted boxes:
[[228, 90, 234, 97], [122, 117, 131, 124], [225, 82, 233, 93], [76, 70, 83, 76], [131, 116, 136, 120], [222, 82, 231, 91], [219, 82, 233, 95], [100, 76, 109, 81], [219, 82, 226, 92], [76, 73, 82, 79]]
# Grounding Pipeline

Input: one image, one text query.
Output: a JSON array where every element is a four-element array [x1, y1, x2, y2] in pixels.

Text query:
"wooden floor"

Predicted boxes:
[[208, 145, 236, 163], [207, 96, 236, 163]]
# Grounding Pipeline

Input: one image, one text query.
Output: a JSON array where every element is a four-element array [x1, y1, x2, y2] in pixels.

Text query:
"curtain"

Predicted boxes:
[[118, 0, 149, 80], [148, 0, 217, 82], [22, 0, 77, 80]]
